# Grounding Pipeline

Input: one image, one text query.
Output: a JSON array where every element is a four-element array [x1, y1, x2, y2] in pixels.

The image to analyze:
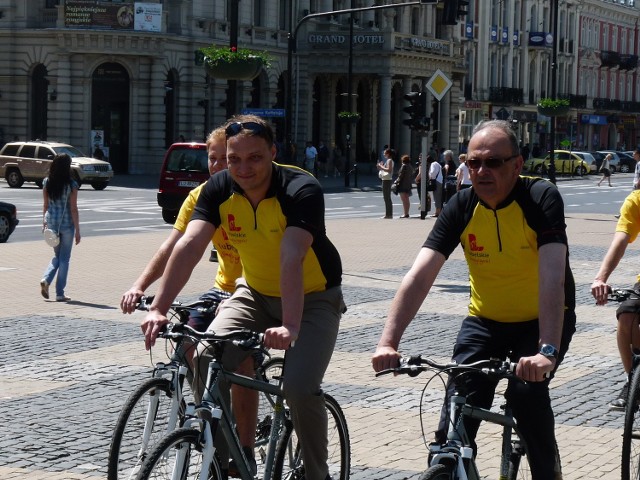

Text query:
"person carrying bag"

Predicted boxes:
[[40, 154, 81, 302]]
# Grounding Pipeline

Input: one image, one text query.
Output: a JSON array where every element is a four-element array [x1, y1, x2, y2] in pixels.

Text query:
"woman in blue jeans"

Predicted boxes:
[[40, 154, 81, 301]]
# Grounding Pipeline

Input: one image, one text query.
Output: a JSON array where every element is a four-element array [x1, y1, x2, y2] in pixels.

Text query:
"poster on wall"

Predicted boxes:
[[90, 130, 107, 160], [65, 1, 162, 31], [134, 3, 162, 32]]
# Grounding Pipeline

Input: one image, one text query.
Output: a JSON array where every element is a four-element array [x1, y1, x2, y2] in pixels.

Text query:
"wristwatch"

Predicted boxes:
[[539, 343, 559, 360]]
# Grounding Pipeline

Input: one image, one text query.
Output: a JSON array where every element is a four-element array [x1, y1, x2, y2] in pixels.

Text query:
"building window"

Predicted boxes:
[[253, 0, 264, 27]]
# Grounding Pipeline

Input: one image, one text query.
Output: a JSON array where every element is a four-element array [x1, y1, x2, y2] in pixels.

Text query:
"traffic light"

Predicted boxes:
[[442, 0, 469, 25], [403, 91, 429, 131]]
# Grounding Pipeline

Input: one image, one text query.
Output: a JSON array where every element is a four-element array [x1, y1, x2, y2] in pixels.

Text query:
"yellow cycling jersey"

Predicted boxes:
[[174, 183, 241, 293], [425, 176, 575, 323], [616, 189, 640, 283], [191, 163, 342, 297]]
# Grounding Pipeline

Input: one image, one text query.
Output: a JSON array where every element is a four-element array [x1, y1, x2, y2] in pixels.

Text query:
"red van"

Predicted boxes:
[[157, 142, 210, 223]]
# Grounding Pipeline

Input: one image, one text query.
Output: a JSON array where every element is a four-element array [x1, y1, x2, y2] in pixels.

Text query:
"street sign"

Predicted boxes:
[[426, 69, 452, 102], [240, 108, 286, 118]]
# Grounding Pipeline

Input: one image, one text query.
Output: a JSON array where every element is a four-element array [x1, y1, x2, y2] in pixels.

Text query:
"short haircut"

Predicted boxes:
[[471, 120, 520, 155], [224, 114, 274, 147], [205, 126, 226, 148]]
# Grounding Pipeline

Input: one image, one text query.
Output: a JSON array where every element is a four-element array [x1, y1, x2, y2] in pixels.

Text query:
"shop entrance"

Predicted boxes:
[[91, 63, 130, 173]]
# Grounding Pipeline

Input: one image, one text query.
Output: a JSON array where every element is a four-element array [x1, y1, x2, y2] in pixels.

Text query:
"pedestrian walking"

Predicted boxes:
[[597, 153, 612, 187], [428, 155, 444, 217], [317, 140, 329, 177], [456, 153, 472, 191], [40, 153, 81, 302]]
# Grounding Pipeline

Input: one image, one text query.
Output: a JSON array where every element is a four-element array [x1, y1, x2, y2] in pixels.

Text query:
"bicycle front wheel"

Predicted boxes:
[[622, 365, 640, 480], [272, 393, 350, 480], [108, 377, 184, 480], [418, 463, 455, 480], [135, 427, 222, 480]]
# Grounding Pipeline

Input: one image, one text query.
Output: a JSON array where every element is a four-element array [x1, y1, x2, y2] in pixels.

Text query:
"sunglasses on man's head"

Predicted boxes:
[[225, 121, 272, 143], [466, 155, 518, 170]]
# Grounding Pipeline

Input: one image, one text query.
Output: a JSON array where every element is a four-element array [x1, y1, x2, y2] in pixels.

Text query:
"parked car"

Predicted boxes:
[[157, 142, 210, 224], [0, 201, 19, 243], [0, 141, 113, 190], [523, 150, 591, 176], [597, 150, 634, 173]]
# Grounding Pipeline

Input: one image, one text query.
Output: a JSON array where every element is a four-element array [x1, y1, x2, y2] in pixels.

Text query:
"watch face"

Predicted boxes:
[[541, 344, 557, 357]]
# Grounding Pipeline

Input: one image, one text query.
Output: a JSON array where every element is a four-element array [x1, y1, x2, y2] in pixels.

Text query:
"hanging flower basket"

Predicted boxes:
[[536, 98, 570, 117], [337, 111, 361, 124], [199, 45, 271, 81]]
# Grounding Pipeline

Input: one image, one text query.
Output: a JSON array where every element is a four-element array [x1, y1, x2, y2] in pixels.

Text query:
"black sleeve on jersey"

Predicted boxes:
[[516, 177, 568, 248], [191, 170, 232, 227], [423, 187, 477, 259], [277, 167, 326, 238]]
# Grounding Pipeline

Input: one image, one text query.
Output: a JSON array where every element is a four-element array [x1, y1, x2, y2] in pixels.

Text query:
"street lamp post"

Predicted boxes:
[[548, 0, 559, 184], [344, 0, 355, 188]]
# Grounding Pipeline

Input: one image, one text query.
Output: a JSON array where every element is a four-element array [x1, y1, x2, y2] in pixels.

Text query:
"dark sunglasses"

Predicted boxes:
[[225, 121, 273, 143], [466, 155, 518, 170]]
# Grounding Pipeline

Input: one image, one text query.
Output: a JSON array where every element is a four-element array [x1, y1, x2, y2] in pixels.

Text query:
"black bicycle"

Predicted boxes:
[[610, 288, 640, 480]]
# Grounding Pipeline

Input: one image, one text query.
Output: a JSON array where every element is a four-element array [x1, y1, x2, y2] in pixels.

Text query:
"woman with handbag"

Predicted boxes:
[[40, 153, 81, 301], [377, 147, 395, 219]]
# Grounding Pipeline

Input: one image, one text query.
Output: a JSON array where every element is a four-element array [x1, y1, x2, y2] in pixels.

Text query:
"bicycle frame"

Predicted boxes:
[[430, 389, 524, 480], [181, 356, 286, 480]]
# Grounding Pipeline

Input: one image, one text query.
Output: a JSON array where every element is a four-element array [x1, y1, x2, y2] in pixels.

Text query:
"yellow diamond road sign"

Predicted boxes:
[[426, 69, 452, 102]]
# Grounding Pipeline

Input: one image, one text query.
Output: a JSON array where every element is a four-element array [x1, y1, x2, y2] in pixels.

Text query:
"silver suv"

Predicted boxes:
[[0, 141, 114, 190]]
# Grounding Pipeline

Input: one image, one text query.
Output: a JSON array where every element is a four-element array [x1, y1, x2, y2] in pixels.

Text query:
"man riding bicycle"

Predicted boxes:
[[142, 114, 345, 480], [592, 189, 640, 409], [372, 120, 576, 480]]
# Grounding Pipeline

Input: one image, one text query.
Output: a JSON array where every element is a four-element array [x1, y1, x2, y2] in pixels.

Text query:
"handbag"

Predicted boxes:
[[391, 182, 399, 195], [43, 186, 69, 248], [43, 228, 60, 247], [427, 179, 437, 191]]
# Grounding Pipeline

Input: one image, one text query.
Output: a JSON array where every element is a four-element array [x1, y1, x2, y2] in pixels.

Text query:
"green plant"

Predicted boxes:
[[199, 45, 272, 68], [337, 111, 360, 119], [537, 97, 570, 109]]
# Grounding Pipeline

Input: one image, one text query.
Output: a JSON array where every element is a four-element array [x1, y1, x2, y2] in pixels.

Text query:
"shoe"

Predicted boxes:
[[209, 248, 218, 262], [430, 214, 439, 218], [40, 279, 50, 299], [228, 446, 256, 477], [610, 382, 630, 410], [615, 214, 621, 219], [56, 295, 71, 302], [399, 214, 409, 218], [381, 215, 392, 219]]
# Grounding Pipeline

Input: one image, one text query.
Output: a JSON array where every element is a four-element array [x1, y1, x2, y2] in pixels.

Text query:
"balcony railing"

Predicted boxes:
[[600, 50, 621, 68], [593, 97, 622, 110], [489, 87, 523, 105], [620, 54, 639, 70], [558, 94, 587, 109]]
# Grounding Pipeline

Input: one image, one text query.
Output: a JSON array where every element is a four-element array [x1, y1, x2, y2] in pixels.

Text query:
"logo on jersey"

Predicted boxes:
[[468, 233, 484, 252], [228, 214, 242, 232]]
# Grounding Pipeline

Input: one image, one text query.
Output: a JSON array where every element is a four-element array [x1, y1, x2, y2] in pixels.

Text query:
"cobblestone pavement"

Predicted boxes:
[[0, 211, 635, 479]]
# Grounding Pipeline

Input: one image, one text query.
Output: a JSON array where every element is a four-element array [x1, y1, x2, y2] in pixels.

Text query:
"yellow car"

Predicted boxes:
[[523, 150, 591, 176]]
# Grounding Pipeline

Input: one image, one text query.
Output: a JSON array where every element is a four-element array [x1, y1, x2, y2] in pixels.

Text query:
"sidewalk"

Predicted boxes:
[[0, 209, 627, 479]]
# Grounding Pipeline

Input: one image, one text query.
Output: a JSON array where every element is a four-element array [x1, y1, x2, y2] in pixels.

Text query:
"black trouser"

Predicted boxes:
[[382, 180, 393, 217], [436, 313, 576, 480]]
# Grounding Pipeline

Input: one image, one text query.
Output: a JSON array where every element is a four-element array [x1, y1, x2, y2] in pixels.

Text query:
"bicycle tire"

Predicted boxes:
[[108, 376, 184, 480], [272, 393, 350, 480], [418, 463, 455, 480], [622, 365, 640, 480], [134, 427, 223, 480]]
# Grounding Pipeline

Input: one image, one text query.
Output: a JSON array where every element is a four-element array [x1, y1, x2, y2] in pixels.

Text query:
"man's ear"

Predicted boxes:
[[271, 144, 277, 160]]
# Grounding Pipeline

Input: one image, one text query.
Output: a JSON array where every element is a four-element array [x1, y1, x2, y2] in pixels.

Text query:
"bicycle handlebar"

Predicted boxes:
[[608, 288, 640, 303], [136, 295, 219, 323], [160, 322, 266, 352], [376, 355, 517, 381]]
